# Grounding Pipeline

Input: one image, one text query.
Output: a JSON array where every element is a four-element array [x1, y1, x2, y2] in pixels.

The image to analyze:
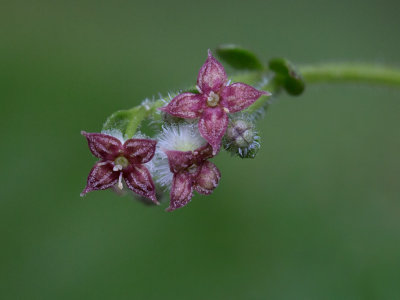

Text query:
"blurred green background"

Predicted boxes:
[[1, 0, 399, 299]]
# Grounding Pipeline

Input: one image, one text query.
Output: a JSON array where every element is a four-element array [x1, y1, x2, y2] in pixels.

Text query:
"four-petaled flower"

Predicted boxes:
[[81, 131, 158, 204], [164, 143, 221, 211], [160, 50, 270, 155]]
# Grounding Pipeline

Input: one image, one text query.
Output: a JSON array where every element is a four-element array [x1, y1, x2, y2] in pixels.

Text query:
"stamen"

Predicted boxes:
[[117, 172, 123, 190], [207, 91, 220, 107], [113, 165, 123, 171]]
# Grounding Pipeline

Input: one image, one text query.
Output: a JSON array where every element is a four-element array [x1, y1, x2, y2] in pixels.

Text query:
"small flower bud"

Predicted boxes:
[[223, 117, 260, 159]]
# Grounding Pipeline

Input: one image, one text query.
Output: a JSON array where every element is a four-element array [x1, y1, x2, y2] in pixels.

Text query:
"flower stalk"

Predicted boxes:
[[112, 63, 400, 124], [81, 45, 400, 212], [299, 63, 400, 87]]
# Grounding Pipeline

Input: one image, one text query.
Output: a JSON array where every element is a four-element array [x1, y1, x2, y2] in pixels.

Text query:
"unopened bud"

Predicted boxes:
[[223, 118, 260, 159]]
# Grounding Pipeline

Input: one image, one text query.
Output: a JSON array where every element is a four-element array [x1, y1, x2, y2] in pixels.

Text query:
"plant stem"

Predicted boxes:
[[299, 63, 400, 87], [246, 63, 400, 113], [110, 63, 400, 134]]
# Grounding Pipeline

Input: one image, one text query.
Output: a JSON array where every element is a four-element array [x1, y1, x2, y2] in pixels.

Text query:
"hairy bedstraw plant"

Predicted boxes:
[[80, 45, 400, 211]]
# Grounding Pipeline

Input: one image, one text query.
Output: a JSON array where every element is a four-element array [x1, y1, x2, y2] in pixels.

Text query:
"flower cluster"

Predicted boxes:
[[81, 51, 270, 211]]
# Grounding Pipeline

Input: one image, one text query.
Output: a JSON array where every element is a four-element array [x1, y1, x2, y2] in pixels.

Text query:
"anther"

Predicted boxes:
[[117, 173, 123, 190], [207, 91, 220, 107]]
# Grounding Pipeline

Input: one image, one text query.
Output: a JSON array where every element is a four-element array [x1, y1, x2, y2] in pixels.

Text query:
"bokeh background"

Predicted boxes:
[[1, 0, 399, 299]]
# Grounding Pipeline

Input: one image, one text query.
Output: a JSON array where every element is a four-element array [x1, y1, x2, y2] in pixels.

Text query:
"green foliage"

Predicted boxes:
[[102, 106, 147, 139], [269, 58, 305, 95], [216, 45, 264, 71]]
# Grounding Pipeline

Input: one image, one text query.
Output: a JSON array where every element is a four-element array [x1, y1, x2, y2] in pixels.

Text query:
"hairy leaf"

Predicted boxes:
[[216, 45, 264, 71]]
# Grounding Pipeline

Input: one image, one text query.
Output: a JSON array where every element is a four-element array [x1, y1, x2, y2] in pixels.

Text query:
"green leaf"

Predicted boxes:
[[269, 58, 291, 75], [182, 87, 199, 94], [284, 71, 305, 96], [216, 45, 264, 71], [102, 106, 147, 139], [269, 58, 305, 96]]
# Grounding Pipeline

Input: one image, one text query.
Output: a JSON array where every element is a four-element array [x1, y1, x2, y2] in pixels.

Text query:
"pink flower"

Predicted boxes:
[[164, 144, 221, 211], [160, 50, 270, 154], [80, 131, 158, 204]]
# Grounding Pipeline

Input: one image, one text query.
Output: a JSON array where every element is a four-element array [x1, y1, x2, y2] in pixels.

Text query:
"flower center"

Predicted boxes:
[[113, 156, 129, 171], [207, 91, 220, 107], [187, 164, 198, 174]]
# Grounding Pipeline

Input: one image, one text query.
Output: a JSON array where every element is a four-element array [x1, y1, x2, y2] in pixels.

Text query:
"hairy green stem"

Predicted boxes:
[[107, 63, 400, 137], [299, 63, 400, 87], [247, 63, 400, 113]]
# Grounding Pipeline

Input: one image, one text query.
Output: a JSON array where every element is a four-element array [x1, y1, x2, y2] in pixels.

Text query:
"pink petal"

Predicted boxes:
[[80, 161, 119, 196], [160, 93, 204, 119], [193, 143, 215, 162], [123, 165, 158, 204], [197, 50, 227, 94], [220, 83, 270, 113], [164, 150, 194, 173], [123, 138, 157, 164], [167, 172, 194, 212], [198, 107, 228, 155], [194, 161, 221, 195], [81, 131, 122, 160]]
